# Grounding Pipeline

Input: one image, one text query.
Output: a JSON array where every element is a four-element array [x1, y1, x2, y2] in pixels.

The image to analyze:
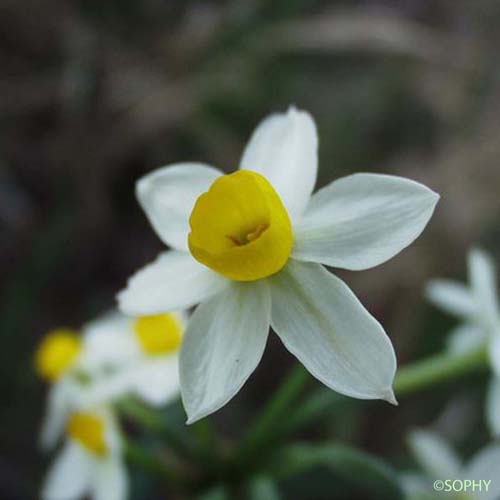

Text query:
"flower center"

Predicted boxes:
[[133, 314, 183, 356], [188, 170, 293, 281], [35, 329, 82, 382], [67, 412, 107, 456]]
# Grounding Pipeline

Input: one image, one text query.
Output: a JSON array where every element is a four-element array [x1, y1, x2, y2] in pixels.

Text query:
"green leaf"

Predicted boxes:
[[246, 476, 282, 500], [197, 485, 229, 500], [272, 443, 404, 500]]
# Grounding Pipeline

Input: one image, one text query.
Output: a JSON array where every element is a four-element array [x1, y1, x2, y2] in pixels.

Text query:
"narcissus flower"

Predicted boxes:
[[118, 107, 439, 423], [82, 310, 184, 406], [427, 249, 500, 435], [35, 328, 92, 451], [36, 311, 184, 450], [403, 429, 500, 500], [42, 406, 128, 500]]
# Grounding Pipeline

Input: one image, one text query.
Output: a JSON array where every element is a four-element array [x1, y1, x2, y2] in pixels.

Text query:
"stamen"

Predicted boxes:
[[247, 223, 268, 242], [226, 235, 243, 246]]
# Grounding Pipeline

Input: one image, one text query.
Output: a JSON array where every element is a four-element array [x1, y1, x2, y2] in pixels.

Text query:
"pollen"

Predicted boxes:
[[67, 412, 107, 456], [133, 313, 183, 356], [188, 170, 293, 281], [35, 329, 82, 382]]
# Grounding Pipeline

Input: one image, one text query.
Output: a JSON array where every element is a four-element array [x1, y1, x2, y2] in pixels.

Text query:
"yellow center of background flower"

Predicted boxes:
[[133, 314, 183, 356], [188, 170, 293, 281], [67, 412, 107, 456], [35, 329, 82, 382]]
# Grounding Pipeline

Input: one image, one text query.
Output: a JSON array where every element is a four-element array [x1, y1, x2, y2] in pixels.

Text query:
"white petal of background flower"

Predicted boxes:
[[81, 312, 138, 371], [468, 249, 500, 328], [464, 444, 500, 500], [42, 442, 91, 500], [92, 457, 128, 500], [488, 334, 500, 377], [486, 378, 500, 437], [137, 163, 222, 251], [426, 280, 477, 319], [239, 107, 318, 221], [118, 251, 227, 316], [40, 381, 74, 452], [180, 281, 271, 424], [82, 373, 136, 407], [407, 430, 462, 480], [400, 473, 436, 500], [269, 260, 396, 402], [130, 357, 180, 406], [446, 324, 486, 355], [292, 173, 439, 270], [103, 410, 124, 457]]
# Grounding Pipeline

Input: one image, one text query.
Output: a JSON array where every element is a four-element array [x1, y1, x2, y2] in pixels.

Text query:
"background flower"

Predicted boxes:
[[42, 406, 128, 500], [427, 249, 500, 435], [404, 429, 500, 500]]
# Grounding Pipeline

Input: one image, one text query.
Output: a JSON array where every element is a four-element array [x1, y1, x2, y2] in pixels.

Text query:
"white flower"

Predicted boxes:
[[426, 249, 500, 435], [35, 327, 99, 451], [81, 310, 184, 407], [36, 311, 184, 450], [42, 406, 128, 500], [404, 429, 500, 500], [118, 106, 439, 423]]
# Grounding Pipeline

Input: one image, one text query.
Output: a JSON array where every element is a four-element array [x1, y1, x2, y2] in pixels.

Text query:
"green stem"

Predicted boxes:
[[393, 345, 488, 396], [124, 440, 182, 486], [118, 398, 196, 461], [232, 364, 310, 470], [233, 346, 489, 474]]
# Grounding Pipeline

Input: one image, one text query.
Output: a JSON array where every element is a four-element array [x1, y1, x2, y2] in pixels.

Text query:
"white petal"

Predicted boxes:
[[81, 371, 136, 406], [486, 378, 500, 437], [269, 260, 396, 401], [42, 442, 91, 500], [117, 251, 228, 316], [446, 324, 486, 355], [468, 249, 500, 328], [407, 430, 461, 479], [81, 312, 139, 371], [130, 357, 180, 406], [426, 279, 477, 318], [102, 410, 124, 456], [92, 457, 128, 500], [137, 163, 222, 251], [464, 444, 500, 500], [180, 282, 271, 423], [40, 382, 73, 452], [239, 107, 318, 221], [292, 173, 439, 270], [489, 333, 500, 377], [84, 357, 180, 407], [400, 474, 435, 500]]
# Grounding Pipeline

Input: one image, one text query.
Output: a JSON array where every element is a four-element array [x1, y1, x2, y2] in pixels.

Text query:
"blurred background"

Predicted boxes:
[[2, 0, 500, 498]]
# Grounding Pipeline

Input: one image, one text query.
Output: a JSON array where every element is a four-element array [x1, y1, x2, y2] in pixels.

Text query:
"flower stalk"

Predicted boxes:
[[393, 345, 488, 396], [233, 345, 489, 473]]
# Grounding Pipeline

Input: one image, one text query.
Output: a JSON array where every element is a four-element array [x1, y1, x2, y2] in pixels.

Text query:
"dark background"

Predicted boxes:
[[1, 0, 500, 498]]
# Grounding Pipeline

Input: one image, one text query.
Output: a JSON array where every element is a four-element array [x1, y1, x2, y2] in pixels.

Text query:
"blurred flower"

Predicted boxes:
[[35, 328, 95, 451], [118, 106, 439, 423], [403, 429, 500, 500], [81, 310, 184, 407], [36, 311, 184, 450], [427, 249, 500, 435], [41, 406, 128, 500]]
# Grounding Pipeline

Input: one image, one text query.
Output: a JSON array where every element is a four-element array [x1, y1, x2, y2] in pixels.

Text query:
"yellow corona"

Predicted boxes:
[[188, 170, 293, 281]]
